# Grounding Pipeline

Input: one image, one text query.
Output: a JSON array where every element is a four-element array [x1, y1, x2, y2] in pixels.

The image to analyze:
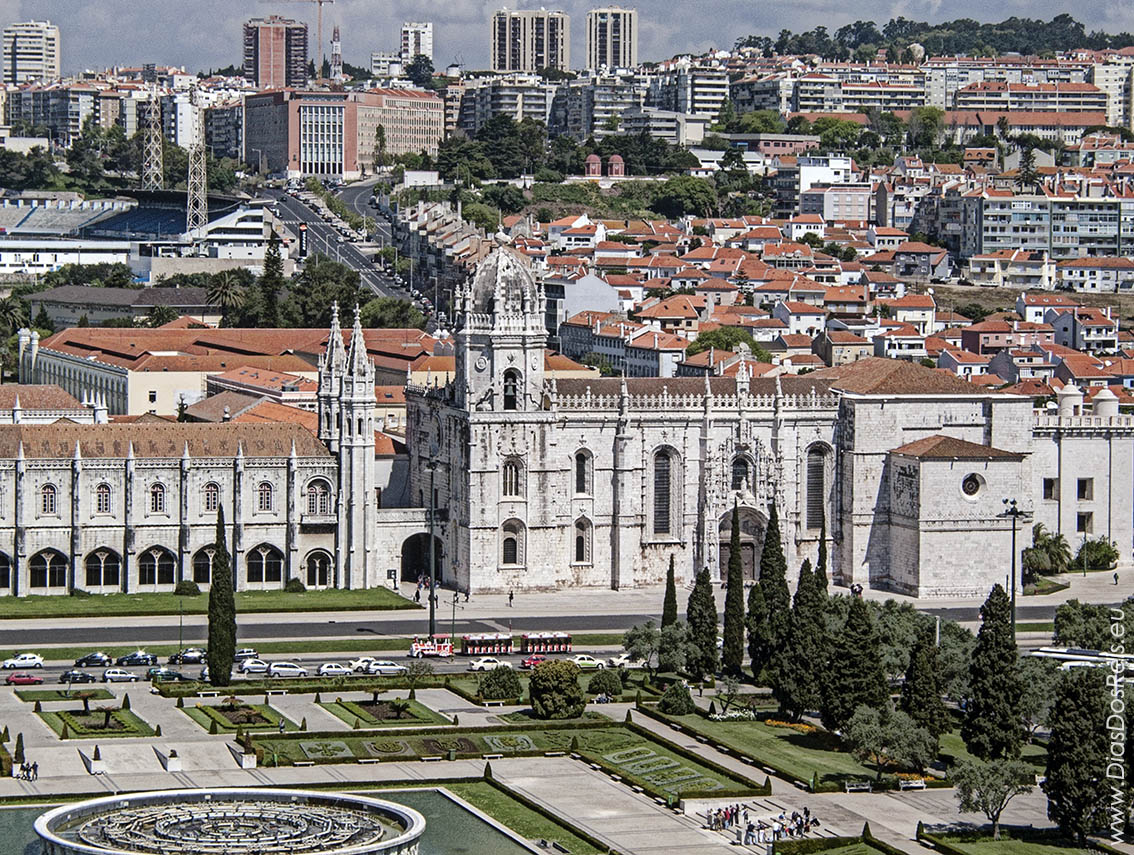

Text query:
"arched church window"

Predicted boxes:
[[653, 450, 673, 536], [257, 481, 274, 512], [149, 483, 166, 514], [95, 483, 112, 515], [731, 458, 749, 492], [501, 520, 525, 566], [574, 518, 592, 564], [806, 446, 827, 530], [502, 459, 522, 497], [306, 480, 332, 515], [203, 482, 219, 513], [574, 451, 592, 495], [503, 369, 521, 411], [40, 484, 57, 516]]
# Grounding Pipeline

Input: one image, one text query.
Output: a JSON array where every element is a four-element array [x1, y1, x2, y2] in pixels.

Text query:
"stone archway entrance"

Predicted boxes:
[[400, 533, 444, 583], [718, 507, 766, 581]]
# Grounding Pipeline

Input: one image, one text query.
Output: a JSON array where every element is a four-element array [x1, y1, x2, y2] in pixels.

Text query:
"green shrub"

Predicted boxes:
[[176, 696, 184, 708], [480, 666, 522, 701], [0, 742, 10, 777], [154, 724, 161, 737], [587, 669, 623, 697], [173, 580, 201, 596], [301, 717, 307, 730], [120, 693, 131, 711], [284, 578, 307, 593], [13, 733, 23, 762], [658, 681, 695, 715], [33, 701, 41, 713], [92, 745, 101, 761], [530, 661, 585, 720]]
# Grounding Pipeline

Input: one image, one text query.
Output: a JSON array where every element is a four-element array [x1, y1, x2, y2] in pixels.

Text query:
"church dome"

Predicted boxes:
[[468, 246, 538, 315]]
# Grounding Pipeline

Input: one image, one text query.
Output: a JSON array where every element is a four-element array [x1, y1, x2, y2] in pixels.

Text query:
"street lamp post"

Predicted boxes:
[[1001, 498, 1026, 634], [426, 458, 437, 638]]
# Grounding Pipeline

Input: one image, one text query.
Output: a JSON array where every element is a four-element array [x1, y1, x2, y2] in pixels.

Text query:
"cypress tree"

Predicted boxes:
[[722, 502, 746, 675], [1043, 668, 1110, 843], [746, 580, 772, 683], [772, 559, 826, 720], [759, 500, 791, 654], [13, 733, 23, 763], [258, 232, 283, 327], [962, 584, 1023, 760], [900, 626, 949, 739], [686, 567, 719, 680], [821, 595, 888, 731], [815, 513, 829, 595], [206, 506, 237, 687], [662, 554, 678, 628]]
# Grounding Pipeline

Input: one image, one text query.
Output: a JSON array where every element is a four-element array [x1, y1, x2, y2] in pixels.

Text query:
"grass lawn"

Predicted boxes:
[[38, 707, 154, 739], [801, 844, 876, 855], [937, 731, 1047, 771], [319, 697, 451, 728], [658, 711, 874, 788], [444, 781, 605, 855], [0, 587, 416, 621], [1015, 622, 1055, 632], [450, 670, 634, 704], [182, 702, 299, 733], [15, 688, 115, 703], [933, 832, 1094, 855], [1023, 577, 1070, 596]]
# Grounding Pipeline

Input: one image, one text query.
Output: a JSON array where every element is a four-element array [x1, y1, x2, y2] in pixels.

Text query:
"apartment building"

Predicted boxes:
[[648, 62, 729, 118], [586, 7, 637, 70], [458, 74, 556, 135], [400, 22, 433, 62], [2, 20, 60, 85], [491, 8, 570, 73], [954, 81, 1108, 113], [243, 16, 308, 90]]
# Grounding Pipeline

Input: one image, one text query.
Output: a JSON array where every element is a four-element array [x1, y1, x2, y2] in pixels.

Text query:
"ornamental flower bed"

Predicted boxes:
[[765, 719, 818, 734]]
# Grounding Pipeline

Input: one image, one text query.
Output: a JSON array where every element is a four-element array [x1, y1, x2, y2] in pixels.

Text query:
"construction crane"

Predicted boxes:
[[260, 0, 335, 71]]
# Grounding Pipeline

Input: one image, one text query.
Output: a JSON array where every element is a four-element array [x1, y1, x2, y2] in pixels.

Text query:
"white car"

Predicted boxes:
[[606, 653, 645, 669], [102, 668, 139, 683], [349, 656, 379, 673], [268, 662, 309, 678], [318, 662, 352, 677], [467, 657, 511, 672], [366, 660, 407, 677], [568, 654, 605, 670], [238, 658, 270, 675], [3, 653, 43, 669]]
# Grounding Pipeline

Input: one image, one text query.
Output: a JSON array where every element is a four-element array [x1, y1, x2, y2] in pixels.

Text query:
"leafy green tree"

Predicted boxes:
[[686, 567, 719, 679], [530, 660, 585, 720], [1016, 656, 1059, 739], [258, 232, 284, 328], [374, 124, 387, 171], [405, 55, 435, 88], [587, 668, 623, 697], [1075, 537, 1120, 572], [658, 680, 695, 715], [722, 502, 746, 676], [746, 579, 772, 683], [1015, 145, 1038, 192], [651, 175, 718, 218], [146, 305, 179, 327], [1043, 669, 1110, 843], [686, 326, 771, 361], [759, 501, 791, 656], [845, 705, 935, 779], [658, 620, 691, 675], [907, 106, 946, 148], [1053, 598, 1117, 649], [480, 184, 527, 214], [899, 627, 949, 738], [662, 554, 678, 628], [623, 620, 661, 678], [282, 256, 361, 328], [773, 559, 827, 719], [206, 506, 236, 687], [480, 665, 522, 701], [962, 584, 1023, 760], [815, 514, 829, 594], [821, 595, 889, 731], [359, 296, 425, 329], [32, 307, 54, 332], [953, 758, 1034, 840]]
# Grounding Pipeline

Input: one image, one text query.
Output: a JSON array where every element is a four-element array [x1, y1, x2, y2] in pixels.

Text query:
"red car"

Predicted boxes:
[[520, 654, 548, 670], [5, 672, 44, 686]]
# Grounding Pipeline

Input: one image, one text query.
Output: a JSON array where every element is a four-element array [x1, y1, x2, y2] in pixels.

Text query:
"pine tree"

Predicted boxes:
[[206, 506, 237, 687], [815, 513, 829, 595], [759, 500, 791, 654], [686, 567, 719, 679], [821, 596, 888, 731], [746, 580, 772, 683], [899, 627, 949, 739], [772, 560, 827, 720], [258, 232, 283, 327], [1043, 668, 1110, 843], [722, 502, 746, 675], [662, 554, 678, 628], [962, 584, 1023, 760]]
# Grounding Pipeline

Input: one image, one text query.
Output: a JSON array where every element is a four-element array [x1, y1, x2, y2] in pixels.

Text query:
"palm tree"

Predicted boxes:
[[0, 296, 28, 337], [1046, 532, 1072, 575], [206, 272, 244, 312]]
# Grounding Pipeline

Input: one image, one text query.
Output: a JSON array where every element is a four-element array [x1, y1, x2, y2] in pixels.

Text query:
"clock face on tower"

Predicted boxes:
[[530, 354, 540, 371], [475, 353, 489, 372]]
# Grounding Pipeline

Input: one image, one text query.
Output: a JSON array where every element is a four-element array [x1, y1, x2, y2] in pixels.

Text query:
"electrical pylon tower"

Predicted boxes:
[[185, 86, 208, 242], [140, 89, 163, 190]]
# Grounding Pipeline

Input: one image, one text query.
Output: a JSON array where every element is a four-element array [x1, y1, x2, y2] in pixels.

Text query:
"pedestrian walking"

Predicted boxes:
[[508, 589, 514, 607], [1115, 571, 1120, 586], [31, 761, 37, 781], [278, 719, 285, 733]]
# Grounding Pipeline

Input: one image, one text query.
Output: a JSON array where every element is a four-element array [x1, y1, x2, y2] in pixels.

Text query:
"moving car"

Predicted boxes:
[[317, 662, 351, 677], [233, 648, 259, 661], [146, 667, 188, 683], [267, 662, 308, 678], [74, 652, 111, 668], [116, 651, 158, 667], [348, 656, 379, 673], [102, 668, 139, 683], [168, 648, 207, 665], [5, 672, 44, 686], [568, 654, 604, 670], [606, 653, 645, 669], [3, 653, 44, 669], [520, 654, 548, 670], [467, 657, 510, 672], [238, 659, 271, 675], [59, 670, 97, 684], [365, 660, 407, 677]]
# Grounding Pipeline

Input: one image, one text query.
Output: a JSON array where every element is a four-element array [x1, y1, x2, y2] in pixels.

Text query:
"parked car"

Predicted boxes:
[[606, 653, 645, 669], [520, 654, 548, 670], [5, 672, 44, 685], [366, 660, 407, 677], [116, 651, 158, 667], [238, 659, 271, 675], [168, 647, 207, 665], [3, 653, 43, 669], [568, 654, 604, 670], [348, 656, 379, 673], [467, 657, 510, 672], [268, 662, 308, 678], [102, 668, 139, 683], [59, 670, 98, 684], [147, 667, 187, 683], [233, 648, 259, 661], [317, 662, 352, 677], [74, 652, 111, 668]]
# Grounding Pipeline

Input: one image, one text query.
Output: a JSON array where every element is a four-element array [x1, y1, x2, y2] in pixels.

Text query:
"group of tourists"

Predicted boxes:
[[706, 805, 820, 846], [16, 761, 38, 781]]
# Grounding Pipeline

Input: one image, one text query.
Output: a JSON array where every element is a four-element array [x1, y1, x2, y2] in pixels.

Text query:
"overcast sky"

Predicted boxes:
[[4, 0, 1134, 75]]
